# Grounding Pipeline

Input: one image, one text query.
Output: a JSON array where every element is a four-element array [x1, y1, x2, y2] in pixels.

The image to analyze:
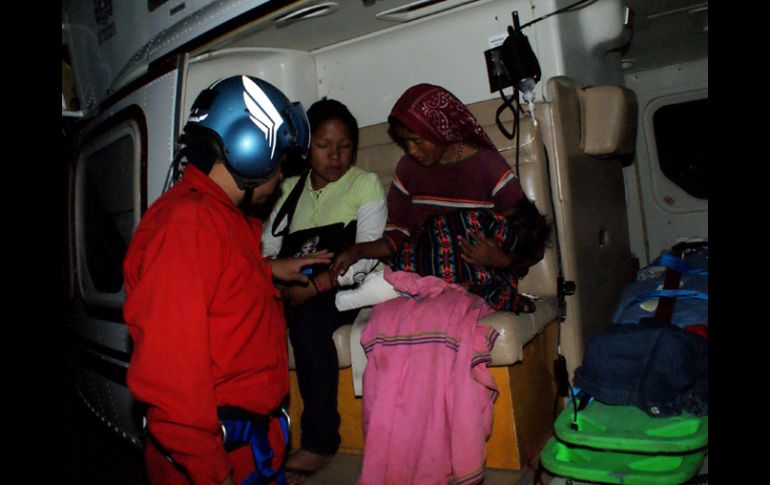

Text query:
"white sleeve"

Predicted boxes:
[[260, 203, 285, 258], [335, 269, 398, 311], [336, 198, 387, 287]]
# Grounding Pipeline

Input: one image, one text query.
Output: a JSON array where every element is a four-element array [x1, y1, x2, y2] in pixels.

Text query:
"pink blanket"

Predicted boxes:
[[358, 268, 499, 485]]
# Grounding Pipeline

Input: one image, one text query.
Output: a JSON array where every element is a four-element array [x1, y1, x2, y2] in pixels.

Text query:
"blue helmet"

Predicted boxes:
[[183, 75, 310, 188]]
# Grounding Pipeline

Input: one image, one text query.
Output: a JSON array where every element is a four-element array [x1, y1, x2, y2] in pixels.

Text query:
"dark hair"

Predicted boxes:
[[307, 98, 359, 157], [281, 98, 361, 178], [386, 117, 410, 149], [178, 127, 225, 175], [507, 197, 551, 261]]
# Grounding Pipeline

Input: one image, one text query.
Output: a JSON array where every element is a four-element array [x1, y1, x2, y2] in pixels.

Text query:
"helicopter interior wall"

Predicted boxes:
[[542, 0, 627, 89], [68, 69, 180, 447], [72, 69, 179, 315], [310, 0, 628, 128], [184, 48, 319, 128], [623, 58, 708, 265], [62, 0, 276, 114]]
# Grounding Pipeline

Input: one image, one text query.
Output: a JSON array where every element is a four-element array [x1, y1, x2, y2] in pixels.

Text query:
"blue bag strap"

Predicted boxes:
[[639, 289, 708, 301], [659, 251, 708, 276], [620, 289, 708, 314]]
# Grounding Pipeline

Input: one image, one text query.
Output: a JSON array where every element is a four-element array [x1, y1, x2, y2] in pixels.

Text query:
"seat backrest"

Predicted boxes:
[[536, 76, 637, 374], [468, 101, 559, 297]]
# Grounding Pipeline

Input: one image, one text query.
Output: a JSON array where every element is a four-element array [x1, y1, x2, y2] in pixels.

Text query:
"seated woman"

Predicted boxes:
[[261, 99, 386, 482], [332, 82, 541, 286], [336, 196, 550, 312]]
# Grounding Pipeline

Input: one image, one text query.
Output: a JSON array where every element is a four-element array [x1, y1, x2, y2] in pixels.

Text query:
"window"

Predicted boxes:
[[76, 118, 143, 307], [652, 98, 708, 200], [62, 43, 80, 112]]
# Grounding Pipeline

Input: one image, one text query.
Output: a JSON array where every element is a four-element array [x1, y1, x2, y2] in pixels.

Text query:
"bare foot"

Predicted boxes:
[[284, 449, 333, 484], [285, 470, 308, 485]]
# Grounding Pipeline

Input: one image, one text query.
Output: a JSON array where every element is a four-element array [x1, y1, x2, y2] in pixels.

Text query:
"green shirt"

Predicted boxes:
[[277, 166, 386, 232]]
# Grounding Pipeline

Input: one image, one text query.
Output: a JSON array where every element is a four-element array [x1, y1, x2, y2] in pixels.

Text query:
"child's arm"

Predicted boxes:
[[457, 234, 540, 276], [331, 239, 394, 277], [456, 233, 514, 270], [336, 196, 387, 287]]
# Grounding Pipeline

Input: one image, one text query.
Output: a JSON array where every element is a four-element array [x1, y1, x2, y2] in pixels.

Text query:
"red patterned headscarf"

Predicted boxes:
[[388, 83, 496, 150]]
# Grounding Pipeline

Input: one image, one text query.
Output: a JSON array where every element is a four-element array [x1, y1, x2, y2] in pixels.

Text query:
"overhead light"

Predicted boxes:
[[376, 0, 477, 23], [274, 2, 339, 28], [621, 59, 635, 70]]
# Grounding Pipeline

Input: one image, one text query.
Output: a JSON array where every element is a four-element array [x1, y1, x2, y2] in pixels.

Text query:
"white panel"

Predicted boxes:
[[549, 0, 627, 88], [313, 0, 541, 128], [642, 91, 708, 213], [623, 58, 708, 264], [185, 48, 319, 118], [84, 70, 179, 208], [376, 0, 478, 21], [63, 0, 273, 113], [144, 72, 184, 205], [312, 0, 628, 128]]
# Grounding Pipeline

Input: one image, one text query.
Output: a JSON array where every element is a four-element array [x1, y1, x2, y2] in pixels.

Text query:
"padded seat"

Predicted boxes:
[[288, 295, 558, 371], [483, 297, 559, 366]]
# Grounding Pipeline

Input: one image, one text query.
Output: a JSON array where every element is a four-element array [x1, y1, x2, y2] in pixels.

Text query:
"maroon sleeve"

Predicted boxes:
[[485, 153, 525, 212]]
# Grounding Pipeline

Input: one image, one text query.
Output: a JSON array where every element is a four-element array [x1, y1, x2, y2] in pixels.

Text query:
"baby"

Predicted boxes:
[[336, 197, 550, 313]]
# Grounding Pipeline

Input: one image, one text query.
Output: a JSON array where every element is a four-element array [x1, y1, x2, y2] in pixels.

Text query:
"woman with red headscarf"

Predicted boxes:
[[332, 83, 537, 277]]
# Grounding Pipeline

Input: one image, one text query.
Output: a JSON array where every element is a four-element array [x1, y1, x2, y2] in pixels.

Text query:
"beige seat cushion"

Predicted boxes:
[[481, 297, 559, 366]]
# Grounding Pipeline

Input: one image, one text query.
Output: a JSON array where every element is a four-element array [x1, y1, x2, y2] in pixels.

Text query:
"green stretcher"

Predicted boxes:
[[540, 399, 707, 484]]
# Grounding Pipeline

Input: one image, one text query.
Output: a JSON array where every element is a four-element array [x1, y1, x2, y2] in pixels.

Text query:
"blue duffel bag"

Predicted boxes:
[[612, 243, 708, 329]]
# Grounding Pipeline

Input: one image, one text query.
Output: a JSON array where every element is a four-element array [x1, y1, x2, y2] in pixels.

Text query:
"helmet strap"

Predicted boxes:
[[238, 186, 256, 211], [227, 156, 284, 191]]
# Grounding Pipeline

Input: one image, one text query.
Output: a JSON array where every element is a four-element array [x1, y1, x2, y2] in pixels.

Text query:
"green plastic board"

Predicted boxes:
[[554, 399, 708, 453], [540, 436, 707, 485]]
